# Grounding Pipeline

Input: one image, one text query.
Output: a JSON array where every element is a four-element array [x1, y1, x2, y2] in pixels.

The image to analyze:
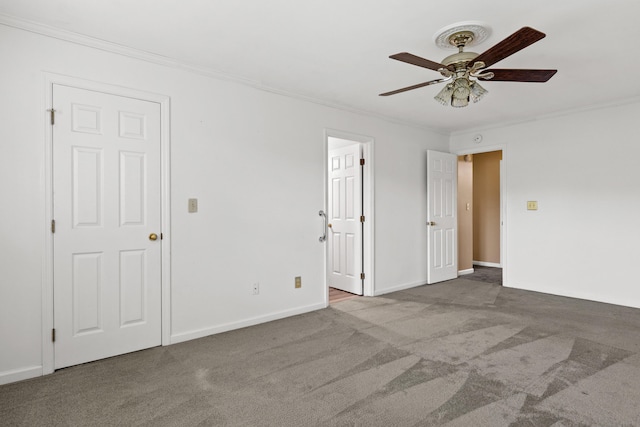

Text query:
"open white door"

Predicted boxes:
[[52, 84, 162, 369], [327, 144, 363, 295], [427, 150, 458, 284]]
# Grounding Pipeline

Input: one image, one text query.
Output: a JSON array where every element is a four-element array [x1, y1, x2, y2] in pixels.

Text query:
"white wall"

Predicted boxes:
[[0, 24, 448, 384], [450, 102, 640, 308]]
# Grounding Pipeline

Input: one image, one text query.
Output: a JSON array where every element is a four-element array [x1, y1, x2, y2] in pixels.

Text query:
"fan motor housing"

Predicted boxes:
[[442, 51, 479, 68]]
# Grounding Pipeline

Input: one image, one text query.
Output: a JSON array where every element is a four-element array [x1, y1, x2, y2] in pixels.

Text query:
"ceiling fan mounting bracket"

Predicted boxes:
[[433, 22, 491, 50], [447, 31, 475, 49]]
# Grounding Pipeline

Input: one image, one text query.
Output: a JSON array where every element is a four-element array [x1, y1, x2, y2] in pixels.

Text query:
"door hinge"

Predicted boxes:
[[47, 109, 56, 125], [51, 328, 56, 342], [360, 215, 365, 223], [360, 273, 365, 280], [51, 219, 56, 233], [360, 158, 365, 166]]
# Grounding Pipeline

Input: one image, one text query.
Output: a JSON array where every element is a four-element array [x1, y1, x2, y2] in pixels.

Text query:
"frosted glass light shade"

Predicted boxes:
[[433, 78, 488, 107], [452, 78, 470, 99], [434, 84, 454, 106], [451, 78, 470, 108], [451, 95, 469, 108], [470, 81, 488, 103]]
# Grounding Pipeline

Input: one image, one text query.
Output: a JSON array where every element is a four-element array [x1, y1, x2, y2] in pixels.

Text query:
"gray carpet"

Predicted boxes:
[[3, 269, 640, 426], [465, 265, 503, 285]]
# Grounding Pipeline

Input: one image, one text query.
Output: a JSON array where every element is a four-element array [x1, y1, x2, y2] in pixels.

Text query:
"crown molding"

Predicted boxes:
[[0, 13, 446, 136], [450, 95, 640, 137], [0, 13, 258, 86]]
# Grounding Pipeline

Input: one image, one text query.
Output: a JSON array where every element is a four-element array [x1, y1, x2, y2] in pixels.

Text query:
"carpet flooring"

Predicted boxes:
[[465, 265, 503, 285], [3, 269, 640, 426]]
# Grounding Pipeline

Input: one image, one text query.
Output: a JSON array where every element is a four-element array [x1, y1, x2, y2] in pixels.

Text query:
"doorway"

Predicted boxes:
[[324, 130, 374, 301], [457, 150, 504, 282], [43, 74, 171, 374]]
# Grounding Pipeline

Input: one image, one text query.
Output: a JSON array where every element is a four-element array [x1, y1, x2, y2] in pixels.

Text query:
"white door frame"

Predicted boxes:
[[323, 129, 375, 301], [41, 72, 171, 375], [453, 144, 507, 285]]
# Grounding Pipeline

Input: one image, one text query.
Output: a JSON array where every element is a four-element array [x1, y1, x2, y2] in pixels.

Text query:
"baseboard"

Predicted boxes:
[[373, 280, 427, 296], [473, 261, 501, 268], [0, 365, 42, 386], [505, 283, 640, 310], [169, 302, 326, 345], [458, 268, 474, 276]]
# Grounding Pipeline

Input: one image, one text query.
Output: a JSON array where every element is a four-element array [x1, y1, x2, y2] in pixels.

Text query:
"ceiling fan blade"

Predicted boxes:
[[379, 78, 449, 96], [478, 69, 557, 82], [390, 52, 450, 72], [471, 27, 546, 68]]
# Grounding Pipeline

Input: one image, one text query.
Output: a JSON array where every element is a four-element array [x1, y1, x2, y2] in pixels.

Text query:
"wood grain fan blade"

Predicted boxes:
[[478, 69, 557, 82], [389, 52, 450, 72], [379, 79, 448, 96], [471, 27, 546, 68]]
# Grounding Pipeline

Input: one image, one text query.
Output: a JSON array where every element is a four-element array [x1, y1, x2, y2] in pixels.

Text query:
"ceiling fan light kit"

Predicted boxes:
[[380, 22, 557, 108]]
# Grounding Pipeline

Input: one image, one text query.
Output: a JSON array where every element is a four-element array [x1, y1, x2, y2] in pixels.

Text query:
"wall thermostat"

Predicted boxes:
[[473, 134, 483, 143]]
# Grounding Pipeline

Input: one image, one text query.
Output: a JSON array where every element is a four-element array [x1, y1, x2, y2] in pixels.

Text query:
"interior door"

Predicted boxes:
[[52, 84, 162, 369], [427, 150, 458, 284], [327, 144, 363, 295]]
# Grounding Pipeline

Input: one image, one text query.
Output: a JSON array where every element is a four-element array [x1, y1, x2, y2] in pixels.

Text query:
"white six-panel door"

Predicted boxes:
[[52, 84, 162, 369], [427, 150, 458, 284], [327, 144, 363, 295]]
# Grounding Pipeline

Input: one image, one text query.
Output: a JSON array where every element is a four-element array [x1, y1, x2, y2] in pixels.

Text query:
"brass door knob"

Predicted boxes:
[[149, 233, 158, 241], [328, 223, 332, 228], [427, 221, 436, 226]]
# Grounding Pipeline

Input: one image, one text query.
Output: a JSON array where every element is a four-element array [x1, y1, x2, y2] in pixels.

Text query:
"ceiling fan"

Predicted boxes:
[[380, 26, 557, 107]]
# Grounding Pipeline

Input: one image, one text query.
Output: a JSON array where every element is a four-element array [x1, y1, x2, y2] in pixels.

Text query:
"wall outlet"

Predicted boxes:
[[527, 201, 538, 211], [295, 276, 301, 289], [252, 282, 259, 295]]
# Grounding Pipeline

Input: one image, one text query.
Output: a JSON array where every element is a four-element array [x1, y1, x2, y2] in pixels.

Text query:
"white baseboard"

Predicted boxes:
[[473, 261, 501, 268], [0, 365, 42, 386], [169, 302, 326, 345], [505, 283, 640, 310], [373, 280, 427, 296], [458, 268, 474, 276]]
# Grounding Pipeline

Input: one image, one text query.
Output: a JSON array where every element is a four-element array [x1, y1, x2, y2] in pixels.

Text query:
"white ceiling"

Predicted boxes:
[[2, 0, 640, 133]]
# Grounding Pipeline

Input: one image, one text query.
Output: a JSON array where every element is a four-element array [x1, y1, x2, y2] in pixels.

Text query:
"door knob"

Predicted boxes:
[[149, 233, 158, 241], [328, 223, 332, 228], [427, 221, 436, 226]]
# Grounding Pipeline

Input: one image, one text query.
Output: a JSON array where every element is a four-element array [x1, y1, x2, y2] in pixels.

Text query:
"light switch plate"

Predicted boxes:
[[188, 198, 198, 213], [527, 201, 538, 210]]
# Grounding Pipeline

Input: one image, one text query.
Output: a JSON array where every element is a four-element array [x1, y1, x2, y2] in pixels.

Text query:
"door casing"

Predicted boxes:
[[453, 144, 507, 285], [327, 143, 363, 295], [324, 129, 374, 301], [42, 72, 171, 375]]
